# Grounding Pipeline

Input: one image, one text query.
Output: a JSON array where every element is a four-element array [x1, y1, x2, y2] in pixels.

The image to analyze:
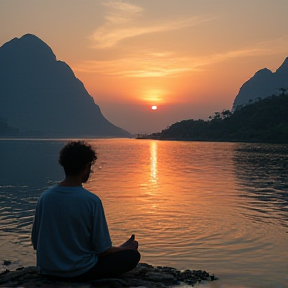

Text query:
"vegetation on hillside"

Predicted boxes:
[[0, 116, 43, 137], [0, 116, 19, 136], [147, 92, 288, 143]]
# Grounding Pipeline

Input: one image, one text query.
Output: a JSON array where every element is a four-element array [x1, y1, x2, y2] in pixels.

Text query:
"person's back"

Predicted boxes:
[[31, 141, 140, 280], [32, 185, 111, 277]]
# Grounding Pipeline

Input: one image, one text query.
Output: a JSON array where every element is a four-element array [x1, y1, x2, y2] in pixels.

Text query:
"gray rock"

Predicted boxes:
[[0, 263, 218, 287]]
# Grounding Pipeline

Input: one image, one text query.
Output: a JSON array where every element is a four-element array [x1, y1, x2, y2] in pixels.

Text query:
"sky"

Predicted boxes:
[[1, 0, 288, 134]]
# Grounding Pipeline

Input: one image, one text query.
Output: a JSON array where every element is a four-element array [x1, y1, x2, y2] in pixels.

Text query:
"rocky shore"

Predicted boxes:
[[0, 262, 218, 287]]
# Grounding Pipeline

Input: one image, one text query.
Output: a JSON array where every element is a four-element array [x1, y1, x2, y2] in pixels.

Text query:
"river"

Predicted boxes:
[[0, 138, 287, 288]]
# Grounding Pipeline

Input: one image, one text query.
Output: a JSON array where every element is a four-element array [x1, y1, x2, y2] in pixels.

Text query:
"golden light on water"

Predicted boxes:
[[1, 138, 286, 288], [150, 141, 158, 184]]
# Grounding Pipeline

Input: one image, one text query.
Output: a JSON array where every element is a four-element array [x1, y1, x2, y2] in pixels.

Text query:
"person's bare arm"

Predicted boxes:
[[98, 234, 138, 258]]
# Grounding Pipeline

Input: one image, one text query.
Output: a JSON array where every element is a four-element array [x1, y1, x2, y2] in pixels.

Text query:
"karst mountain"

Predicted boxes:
[[0, 34, 130, 137]]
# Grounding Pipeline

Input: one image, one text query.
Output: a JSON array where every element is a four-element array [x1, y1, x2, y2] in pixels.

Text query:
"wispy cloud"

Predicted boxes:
[[74, 47, 272, 78], [82, 6, 288, 78], [103, 1, 143, 14], [90, 1, 214, 48]]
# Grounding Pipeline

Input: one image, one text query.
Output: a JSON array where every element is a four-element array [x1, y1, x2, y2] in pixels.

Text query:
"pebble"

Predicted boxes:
[[3, 260, 12, 266]]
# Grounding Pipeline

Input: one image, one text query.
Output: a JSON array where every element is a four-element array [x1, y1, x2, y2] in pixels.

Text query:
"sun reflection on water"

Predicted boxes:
[[150, 141, 158, 185]]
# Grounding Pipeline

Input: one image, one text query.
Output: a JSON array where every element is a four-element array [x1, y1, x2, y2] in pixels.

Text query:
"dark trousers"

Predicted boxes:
[[74, 249, 141, 281]]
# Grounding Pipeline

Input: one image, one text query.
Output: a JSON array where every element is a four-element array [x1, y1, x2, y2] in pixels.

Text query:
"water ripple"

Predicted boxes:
[[0, 139, 288, 287]]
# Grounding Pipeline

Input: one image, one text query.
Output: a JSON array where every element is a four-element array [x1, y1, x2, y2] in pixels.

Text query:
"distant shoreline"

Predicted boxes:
[[0, 136, 132, 140], [0, 135, 287, 144], [135, 135, 288, 144]]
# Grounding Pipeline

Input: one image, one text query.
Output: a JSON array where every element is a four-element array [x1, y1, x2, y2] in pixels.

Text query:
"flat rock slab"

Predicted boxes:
[[0, 263, 218, 287]]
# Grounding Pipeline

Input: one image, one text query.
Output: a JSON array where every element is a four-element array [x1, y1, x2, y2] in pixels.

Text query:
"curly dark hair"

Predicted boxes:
[[58, 141, 97, 176]]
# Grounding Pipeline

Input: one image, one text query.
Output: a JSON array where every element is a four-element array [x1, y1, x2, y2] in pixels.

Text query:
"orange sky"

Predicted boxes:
[[1, 0, 288, 134]]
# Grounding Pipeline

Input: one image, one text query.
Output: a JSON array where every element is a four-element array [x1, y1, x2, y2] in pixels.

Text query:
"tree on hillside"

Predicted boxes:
[[279, 87, 286, 96], [221, 109, 232, 119]]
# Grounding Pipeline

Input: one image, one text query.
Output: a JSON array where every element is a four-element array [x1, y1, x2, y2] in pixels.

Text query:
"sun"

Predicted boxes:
[[151, 105, 157, 110]]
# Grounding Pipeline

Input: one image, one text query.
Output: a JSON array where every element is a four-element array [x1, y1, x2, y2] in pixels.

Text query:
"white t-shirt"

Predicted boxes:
[[31, 185, 112, 277]]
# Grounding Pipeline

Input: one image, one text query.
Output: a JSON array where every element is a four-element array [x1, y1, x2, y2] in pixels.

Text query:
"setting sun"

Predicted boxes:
[[151, 105, 157, 110]]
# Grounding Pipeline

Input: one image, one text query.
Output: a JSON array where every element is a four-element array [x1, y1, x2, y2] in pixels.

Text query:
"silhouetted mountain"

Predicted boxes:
[[232, 57, 288, 110], [0, 34, 130, 137]]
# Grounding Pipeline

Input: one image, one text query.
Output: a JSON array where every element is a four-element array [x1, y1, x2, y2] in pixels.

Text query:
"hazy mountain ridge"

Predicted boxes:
[[232, 56, 288, 110], [0, 34, 131, 138]]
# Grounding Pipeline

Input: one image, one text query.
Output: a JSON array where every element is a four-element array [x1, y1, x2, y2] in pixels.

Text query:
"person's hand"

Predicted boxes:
[[120, 234, 138, 250]]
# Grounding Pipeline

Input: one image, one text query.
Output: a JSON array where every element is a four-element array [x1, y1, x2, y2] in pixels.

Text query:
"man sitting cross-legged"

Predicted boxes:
[[31, 141, 140, 281]]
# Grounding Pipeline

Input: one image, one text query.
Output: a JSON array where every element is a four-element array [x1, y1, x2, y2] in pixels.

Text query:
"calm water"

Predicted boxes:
[[0, 139, 287, 288]]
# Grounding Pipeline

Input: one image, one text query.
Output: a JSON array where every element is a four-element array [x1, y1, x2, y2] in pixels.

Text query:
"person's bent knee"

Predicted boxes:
[[128, 249, 141, 269], [135, 250, 141, 263]]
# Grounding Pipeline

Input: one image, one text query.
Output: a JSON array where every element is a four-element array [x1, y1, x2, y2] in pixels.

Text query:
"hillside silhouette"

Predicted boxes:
[[232, 56, 288, 110], [146, 93, 288, 143], [0, 34, 130, 138]]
